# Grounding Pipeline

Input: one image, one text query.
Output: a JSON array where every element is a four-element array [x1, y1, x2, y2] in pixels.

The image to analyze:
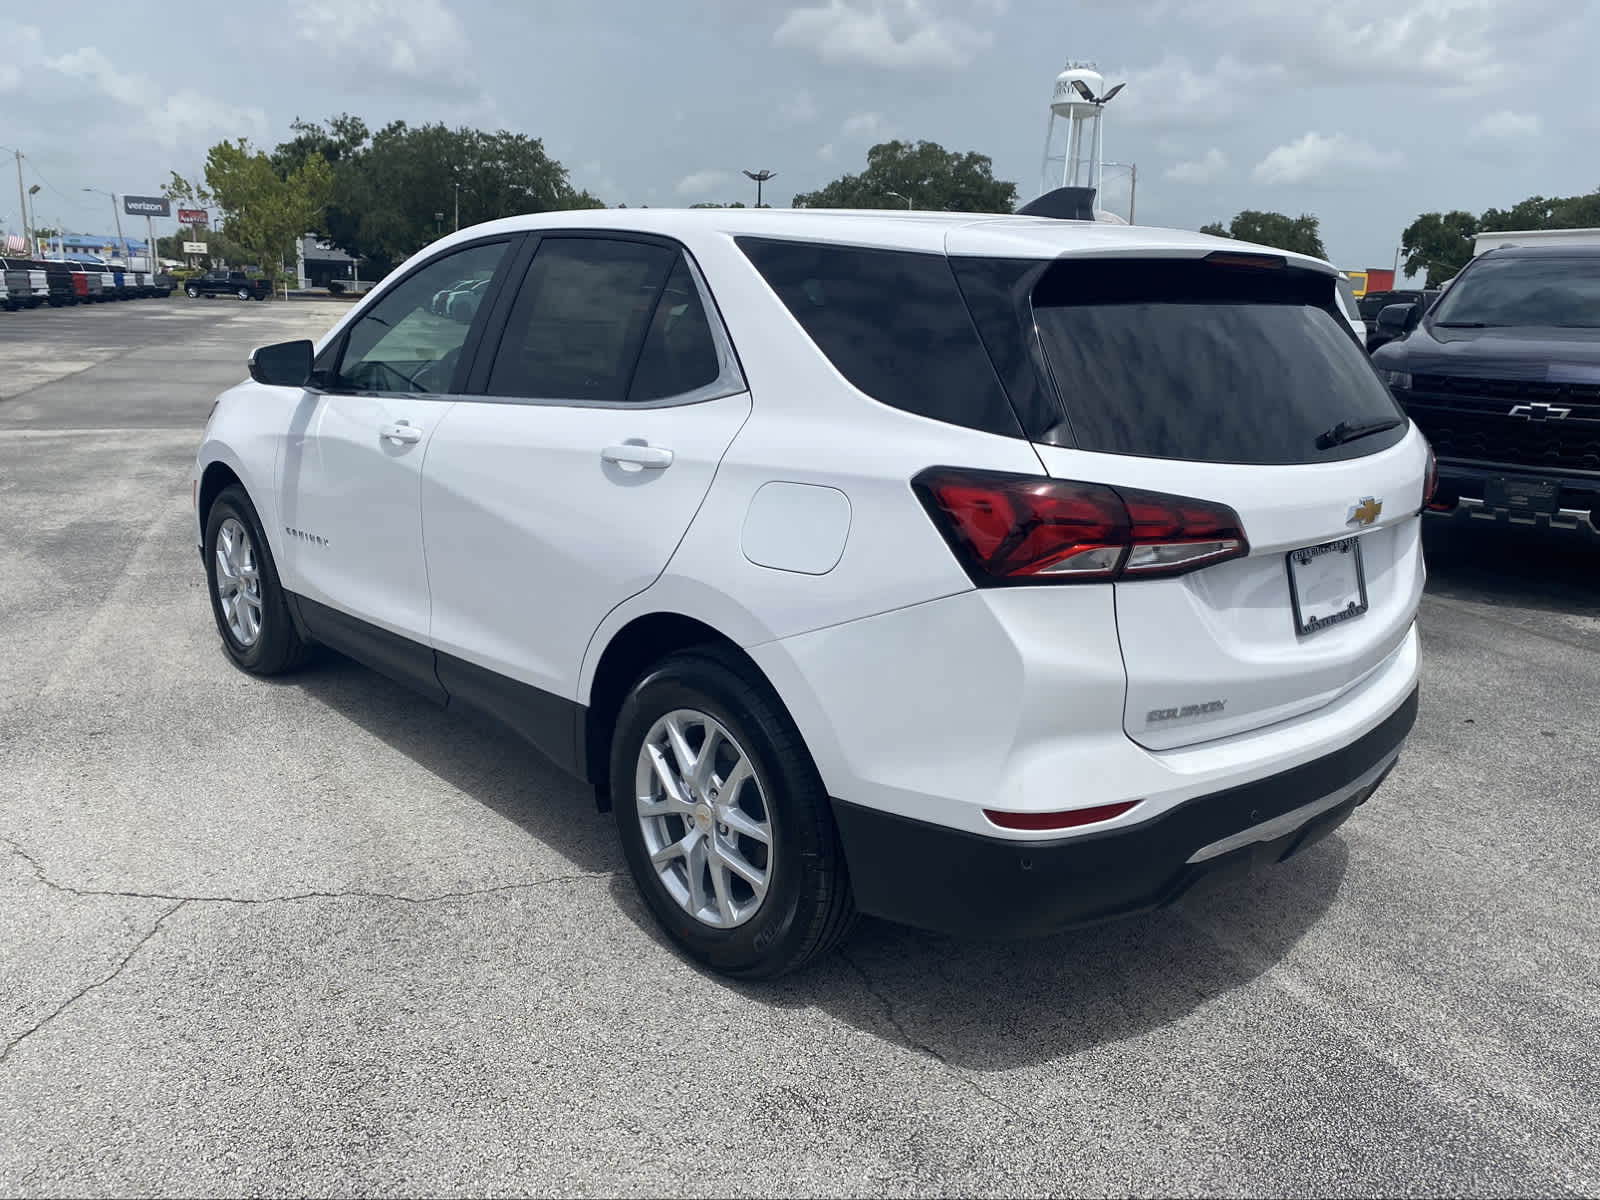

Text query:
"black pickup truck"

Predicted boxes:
[[184, 270, 272, 301]]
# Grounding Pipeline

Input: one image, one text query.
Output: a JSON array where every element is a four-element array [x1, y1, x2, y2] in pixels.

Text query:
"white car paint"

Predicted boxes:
[[195, 206, 1423, 853]]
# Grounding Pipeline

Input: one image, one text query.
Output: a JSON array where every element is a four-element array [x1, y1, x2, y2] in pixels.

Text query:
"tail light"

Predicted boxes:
[[1422, 442, 1445, 511], [913, 467, 1248, 584]]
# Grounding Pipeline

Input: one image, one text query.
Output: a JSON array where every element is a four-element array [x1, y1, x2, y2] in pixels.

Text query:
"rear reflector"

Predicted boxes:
[[983, 800, 1141, 831], [913, 468, 1249, 584], [1422, 441, 1442, 510]]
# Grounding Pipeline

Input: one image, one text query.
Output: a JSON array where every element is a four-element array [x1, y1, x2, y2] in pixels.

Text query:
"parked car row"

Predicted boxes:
[[0, 257, 175, 309]]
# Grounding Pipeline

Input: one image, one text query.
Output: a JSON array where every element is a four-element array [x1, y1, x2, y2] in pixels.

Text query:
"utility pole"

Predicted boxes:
[[1128, 162, 1137, 224], [14, 149, 28, 249], [742, 169, 777, 208], [454, 181, 460, 231]]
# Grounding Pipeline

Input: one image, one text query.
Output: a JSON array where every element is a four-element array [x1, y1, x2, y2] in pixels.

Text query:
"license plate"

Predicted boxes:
[[1484, 475, 1559, 515], [1286, 537, 1368, 637]]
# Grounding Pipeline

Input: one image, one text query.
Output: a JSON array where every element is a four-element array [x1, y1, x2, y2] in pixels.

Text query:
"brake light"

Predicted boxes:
[[913, 468, 1249, 584], [1422, 442, 1444, 511], [984, 800, 1141, 831]]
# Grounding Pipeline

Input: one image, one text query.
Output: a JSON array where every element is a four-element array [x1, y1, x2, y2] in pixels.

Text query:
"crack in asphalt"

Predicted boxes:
[[0, 900, 187, 1067], [0, 834, 616, 908], [839, 950, 1029, 1126]]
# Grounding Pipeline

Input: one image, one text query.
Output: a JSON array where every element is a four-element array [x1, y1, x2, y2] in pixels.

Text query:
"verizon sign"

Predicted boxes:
[[123, 195, 171, 217], [178, 208, 209, 226]]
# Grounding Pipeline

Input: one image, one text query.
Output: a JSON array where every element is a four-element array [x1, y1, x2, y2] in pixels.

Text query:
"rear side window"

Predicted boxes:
[[737, 237, 1022, 438], [1032, 259, 1405, 465], [488, 238, 674, 402]]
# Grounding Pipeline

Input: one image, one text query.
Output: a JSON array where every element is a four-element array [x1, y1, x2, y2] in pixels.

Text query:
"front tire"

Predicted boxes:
[[186, 285, 199, 298], [237, 287, 250, 301], [611, 648, 856, 979], [203, 485, 312, 675]]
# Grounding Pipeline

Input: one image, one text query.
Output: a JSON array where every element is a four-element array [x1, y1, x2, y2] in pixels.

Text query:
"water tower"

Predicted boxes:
[[1039, 60, 1123, 199]]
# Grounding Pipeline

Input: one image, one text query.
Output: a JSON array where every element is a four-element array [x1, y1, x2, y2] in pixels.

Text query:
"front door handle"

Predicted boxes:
[[381, 421, 423, 444], [601, 443, 674, 470]]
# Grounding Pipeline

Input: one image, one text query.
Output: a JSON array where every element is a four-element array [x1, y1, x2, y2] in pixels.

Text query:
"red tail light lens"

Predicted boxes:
[[914, 468, 1249, 584], [1422, 443, 1443, 511]]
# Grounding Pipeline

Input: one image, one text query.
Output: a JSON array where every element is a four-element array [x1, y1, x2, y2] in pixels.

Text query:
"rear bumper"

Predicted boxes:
[[832, 685, 1417, 939]]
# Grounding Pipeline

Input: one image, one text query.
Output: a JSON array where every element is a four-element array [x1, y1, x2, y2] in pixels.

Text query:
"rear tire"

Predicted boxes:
[[203, 485, 312, 676], [237, 287, 250, 301], [610, 648, 856, 979]]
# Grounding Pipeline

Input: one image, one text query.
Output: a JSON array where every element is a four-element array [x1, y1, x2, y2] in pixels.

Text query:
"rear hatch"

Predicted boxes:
[[957, 248, 1426, 750]]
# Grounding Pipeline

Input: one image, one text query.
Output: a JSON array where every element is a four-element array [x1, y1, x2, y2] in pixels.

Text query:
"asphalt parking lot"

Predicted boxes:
[[2, 298, 1598, 1197]]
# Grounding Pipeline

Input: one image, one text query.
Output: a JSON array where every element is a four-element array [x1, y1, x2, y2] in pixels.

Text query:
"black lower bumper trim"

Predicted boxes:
[[831, 686, 1419, 939]]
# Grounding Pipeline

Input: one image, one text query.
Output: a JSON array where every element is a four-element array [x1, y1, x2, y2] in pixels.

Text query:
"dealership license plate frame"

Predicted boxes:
[[1286, 536, 1369, 637], [1485, 474, 1560, 516]]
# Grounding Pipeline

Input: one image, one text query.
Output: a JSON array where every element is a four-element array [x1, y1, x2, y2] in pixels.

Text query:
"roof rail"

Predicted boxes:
[[1016, 187, 1098, 221]]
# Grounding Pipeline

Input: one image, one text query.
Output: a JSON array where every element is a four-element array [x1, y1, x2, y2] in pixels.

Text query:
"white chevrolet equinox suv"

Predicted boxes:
[[193, 203, 1429, 978]]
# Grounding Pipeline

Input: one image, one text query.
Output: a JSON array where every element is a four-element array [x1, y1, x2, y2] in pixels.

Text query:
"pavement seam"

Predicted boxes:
[[0, 899, 187, 1067], [838, 949, 1029, 1127], [0, 342, 146, 405], [1, 834, 616, 908]]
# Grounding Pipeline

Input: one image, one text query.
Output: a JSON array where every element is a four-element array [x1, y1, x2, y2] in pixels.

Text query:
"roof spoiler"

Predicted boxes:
[[1016, 187, 1097, 221]]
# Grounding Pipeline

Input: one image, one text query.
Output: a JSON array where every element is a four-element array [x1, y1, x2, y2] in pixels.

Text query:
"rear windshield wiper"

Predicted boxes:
[[1316, 417, 1405, 450]]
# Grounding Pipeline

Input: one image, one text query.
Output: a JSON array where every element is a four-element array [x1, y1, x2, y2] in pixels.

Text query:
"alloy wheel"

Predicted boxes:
[[634, 709, 774, 929], [215, 516, 264, 647]]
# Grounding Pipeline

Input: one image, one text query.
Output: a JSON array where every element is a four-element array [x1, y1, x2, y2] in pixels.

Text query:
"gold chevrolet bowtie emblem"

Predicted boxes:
[[1347, 497, 1383, 527]]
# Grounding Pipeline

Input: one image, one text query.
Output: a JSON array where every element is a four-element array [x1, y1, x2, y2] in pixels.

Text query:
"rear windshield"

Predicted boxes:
[[1430, 255, 1600, 329], [1032, 259, 1406, 464]]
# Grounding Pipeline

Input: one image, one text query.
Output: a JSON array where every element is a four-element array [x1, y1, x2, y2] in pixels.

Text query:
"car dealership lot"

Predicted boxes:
[[2, 301, 1598, 1196]]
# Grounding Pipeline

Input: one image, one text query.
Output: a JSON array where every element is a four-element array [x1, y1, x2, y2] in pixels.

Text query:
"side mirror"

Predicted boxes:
[[1376, 303, 1416, 336], [248, 339, 314, 387]]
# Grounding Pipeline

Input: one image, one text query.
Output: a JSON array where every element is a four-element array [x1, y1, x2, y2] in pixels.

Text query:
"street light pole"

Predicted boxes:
[[886, 190, 913, 209], [14, 149, 28, 249], [27, 183, 40, 249], [83, 187, 126, 261], [742, 168, 777, 208], [454, 181, 460, 231]]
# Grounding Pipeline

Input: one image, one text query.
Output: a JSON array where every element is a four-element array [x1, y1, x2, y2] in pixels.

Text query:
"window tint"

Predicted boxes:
[[334, 240, 508, 394], [737, 237, 1022, 438], [628, 259, 724, 402], [1032, 259, 1405, 465], [1430, 255, 1600, 328], [487, 238, 674, 402]]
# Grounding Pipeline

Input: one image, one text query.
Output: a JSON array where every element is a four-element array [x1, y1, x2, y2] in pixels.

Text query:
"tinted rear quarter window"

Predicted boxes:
[[737, 237, 1022, 438], [1032, 259, 1406, 464]]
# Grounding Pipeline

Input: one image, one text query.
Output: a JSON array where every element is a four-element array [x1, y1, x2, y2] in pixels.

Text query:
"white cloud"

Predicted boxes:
[[780, 89, 818, 123], [1116, 55, 1286, 129], [1252, 131, 1402, 184], [676, 169, 732, 197], [818, 143, 838, 163], [289, 0, 475, 92], [841, 111, 892, 141], [774, 0, 1005, 72], [41, 42, 267, 151], [1164, 148, 1227, 184], [1469, 110, 1543, 141]]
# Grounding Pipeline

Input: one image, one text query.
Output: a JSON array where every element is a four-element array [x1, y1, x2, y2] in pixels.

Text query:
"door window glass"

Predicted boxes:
[[334, 240, 509, 394], [487, 238, 676, 402]]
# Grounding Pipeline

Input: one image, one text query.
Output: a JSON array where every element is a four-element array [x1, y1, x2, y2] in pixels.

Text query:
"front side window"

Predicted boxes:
[[334, 240, 509, 394], [1429, 255, 1600, 329]]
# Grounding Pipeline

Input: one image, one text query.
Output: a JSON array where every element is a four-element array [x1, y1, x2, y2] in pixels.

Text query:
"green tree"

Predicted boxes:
[[276, 116, 604, 276], [1400, 188, 1600, 286], [1399, 210, 1479, 286], [1200, 210, 1327, 259], [202, 139, 333, 278], [689, 202, 746, 208], [792, 140, 1017, 212]]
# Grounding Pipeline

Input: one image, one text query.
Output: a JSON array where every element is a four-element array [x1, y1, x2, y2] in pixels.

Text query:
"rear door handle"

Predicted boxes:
[[601, 443, 674, 469], [381, 421, 423, 444]]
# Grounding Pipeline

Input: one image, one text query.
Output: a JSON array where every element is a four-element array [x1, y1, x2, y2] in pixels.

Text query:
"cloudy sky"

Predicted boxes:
[[3, 0, 1596, 273]]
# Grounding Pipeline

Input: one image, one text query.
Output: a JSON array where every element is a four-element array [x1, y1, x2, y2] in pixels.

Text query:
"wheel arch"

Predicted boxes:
[[582, 610, 812, 811]]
